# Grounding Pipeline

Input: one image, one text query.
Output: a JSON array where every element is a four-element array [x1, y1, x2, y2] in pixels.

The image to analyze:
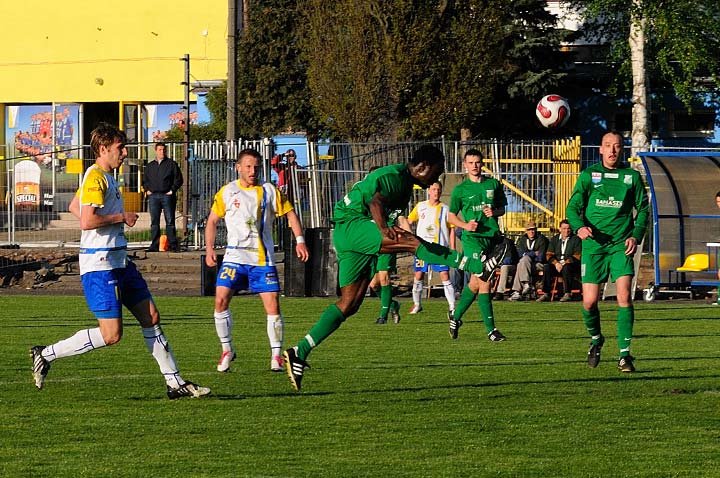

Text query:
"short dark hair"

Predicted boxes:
[[464, 148, 483, 160], [155, 142, 166, 149], [716, 191, 720, 199], [410, 144, 444, 166], [237, 148, 262, 163], [90, 123, 126, 157], [603, 130, 624, 142], [560, 219, 570, 227]]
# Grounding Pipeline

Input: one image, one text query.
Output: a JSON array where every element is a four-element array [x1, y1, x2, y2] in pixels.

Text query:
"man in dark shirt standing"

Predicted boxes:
[[142, 142, 183, 252]]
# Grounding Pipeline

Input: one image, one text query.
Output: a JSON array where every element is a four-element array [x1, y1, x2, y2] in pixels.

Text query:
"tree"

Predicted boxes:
[[301, 0, 567, 141], [568, 0, 720, 155], [408, 0, 568, 140], [234, 0, 317, 138]]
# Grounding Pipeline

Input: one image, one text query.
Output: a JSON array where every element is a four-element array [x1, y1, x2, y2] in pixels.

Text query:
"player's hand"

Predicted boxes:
[[625, 237, 637, 256], [123, 212, 139, 227], [482, 206, 493, 218], [465, 220, 478, 232], [555, 262, 563, 273], [577, 226, 593, 240], [382, 226, 397, 241], [205, 250, 217, 267], [296, 243, 309, 262]]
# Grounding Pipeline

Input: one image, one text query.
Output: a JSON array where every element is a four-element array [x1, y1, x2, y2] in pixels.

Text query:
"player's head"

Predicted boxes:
[[559, 219, 571, 237], [408, 144, 445, 187], [715, 191, 720, 209], [427, 181, 442, 202], [599, 130, 624, 169], [236, 148, 262, 186], [463, 149, 483, 179], [90, 123, 127, 168]]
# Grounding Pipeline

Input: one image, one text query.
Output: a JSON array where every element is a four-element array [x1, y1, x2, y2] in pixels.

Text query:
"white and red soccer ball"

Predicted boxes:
[[536, 94, 570, 128]]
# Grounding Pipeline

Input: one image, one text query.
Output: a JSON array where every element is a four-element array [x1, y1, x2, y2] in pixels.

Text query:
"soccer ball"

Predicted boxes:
[[536, 94, 570, 128]]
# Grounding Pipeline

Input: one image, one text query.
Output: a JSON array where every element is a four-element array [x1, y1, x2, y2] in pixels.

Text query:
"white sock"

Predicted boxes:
[[267, 314, 284, 357], [412, 279, 424, 307], [142, 325, 183, 389], [442, 280, 456, 311], [42, 328, 106, 362], [214, 309, 234, 352]]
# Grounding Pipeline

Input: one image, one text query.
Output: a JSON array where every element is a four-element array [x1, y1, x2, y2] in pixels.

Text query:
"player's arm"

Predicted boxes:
[[286, 209, 309, 262], [396, 215, 412, 232], [631, 176, 650, 243], [449, 225, 456, 250], [204, 211, 221, 267], [79, 204, 135, 230], [369, 192, 395, 240], [448, 191, 477, 232], [69, 194, 80, 219]]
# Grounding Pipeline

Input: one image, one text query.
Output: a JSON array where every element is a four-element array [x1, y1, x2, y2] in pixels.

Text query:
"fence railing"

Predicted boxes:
[[2, 137, 718, 248]]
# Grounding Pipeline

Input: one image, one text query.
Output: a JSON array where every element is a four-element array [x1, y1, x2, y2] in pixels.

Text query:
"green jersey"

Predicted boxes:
[[333, 164, 411, 225], [449, 176, 507, 239], [566, 162, 649, 248]]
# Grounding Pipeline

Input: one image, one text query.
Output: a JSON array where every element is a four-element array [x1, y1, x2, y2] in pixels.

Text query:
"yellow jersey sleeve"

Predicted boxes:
[[275, 188, 294, 217], [211, 185, 228, 218], [407, 204, 419, 223], [79, 168, 108, 207]]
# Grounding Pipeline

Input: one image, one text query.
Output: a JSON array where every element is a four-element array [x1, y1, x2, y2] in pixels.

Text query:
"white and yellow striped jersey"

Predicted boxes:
[[77, 164, 128, 274], [407, 200, 453, 246], [211, 181, 293, 266]]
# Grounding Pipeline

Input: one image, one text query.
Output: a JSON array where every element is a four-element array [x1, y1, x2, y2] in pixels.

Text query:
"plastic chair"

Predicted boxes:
[[676, 253, 709, 272]]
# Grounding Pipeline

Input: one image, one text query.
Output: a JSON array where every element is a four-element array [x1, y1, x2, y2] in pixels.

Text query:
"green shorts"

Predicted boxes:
[[374, 253, 396, 274], [461, 234, 494, 263], [581, 241, 634, 284], [333, 218, 383, 288]]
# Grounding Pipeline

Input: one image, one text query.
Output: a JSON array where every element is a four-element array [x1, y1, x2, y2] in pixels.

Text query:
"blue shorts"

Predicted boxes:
[[216, 262, 280, 294], [81, 261, 152, 319], [414, 257, 450, 273]]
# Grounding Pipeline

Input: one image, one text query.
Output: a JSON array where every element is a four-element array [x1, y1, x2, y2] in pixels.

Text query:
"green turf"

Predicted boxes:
[[1, 295, 719, 477]]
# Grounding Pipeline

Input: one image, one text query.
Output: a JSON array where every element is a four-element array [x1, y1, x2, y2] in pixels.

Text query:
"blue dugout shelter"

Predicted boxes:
[[639, 152, 720, 299]]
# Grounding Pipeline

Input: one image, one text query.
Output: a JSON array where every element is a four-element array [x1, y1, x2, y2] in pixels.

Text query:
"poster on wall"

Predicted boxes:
[[14, 160, 41, 208], [145, 104, 198, 142], [5, 104, 81, 165]]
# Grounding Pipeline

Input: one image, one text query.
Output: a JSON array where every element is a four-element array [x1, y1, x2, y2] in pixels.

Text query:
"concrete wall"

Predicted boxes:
[[0, 0, 227, 103]]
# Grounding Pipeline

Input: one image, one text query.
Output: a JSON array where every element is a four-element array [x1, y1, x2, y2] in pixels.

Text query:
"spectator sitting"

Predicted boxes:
[[508, 220, 549, 301], [536, 219, 582, 302], [494, 240, 519, 301]]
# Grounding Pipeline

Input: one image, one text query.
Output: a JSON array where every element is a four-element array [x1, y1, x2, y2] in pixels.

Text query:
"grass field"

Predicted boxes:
[[1, 295, 719, 477]]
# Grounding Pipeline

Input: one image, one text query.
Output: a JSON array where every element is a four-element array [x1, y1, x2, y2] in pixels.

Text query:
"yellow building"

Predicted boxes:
[[0, 0, 228, 210]]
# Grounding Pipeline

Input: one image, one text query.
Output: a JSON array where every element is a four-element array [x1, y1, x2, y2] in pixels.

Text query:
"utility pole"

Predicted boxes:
[[227, 0, 238, 141], [181, 53, 191, 236]]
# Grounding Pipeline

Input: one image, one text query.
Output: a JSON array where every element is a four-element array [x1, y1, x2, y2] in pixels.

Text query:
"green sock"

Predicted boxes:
[[416, 240, 464, 269], [582, 306, 602, 344], [379, 285, 392, 319], [617, 306, 634, 357], [453, 286, 477, 321], [296, 304, 346, 360], [477, 293, 495, 333]]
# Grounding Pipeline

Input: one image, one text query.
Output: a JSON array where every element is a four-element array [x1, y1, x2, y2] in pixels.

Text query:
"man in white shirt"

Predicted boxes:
[[205, 148, 309, 373]]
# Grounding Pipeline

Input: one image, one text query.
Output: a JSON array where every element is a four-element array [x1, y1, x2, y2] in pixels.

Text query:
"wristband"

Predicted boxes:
[[296, 235, 305, 244]]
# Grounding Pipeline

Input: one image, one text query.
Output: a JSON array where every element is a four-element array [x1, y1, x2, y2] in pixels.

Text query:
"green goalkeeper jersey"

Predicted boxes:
[[566, 162, 649, 248], [449, 176, 507, 240], [333, 163, 411, 225]]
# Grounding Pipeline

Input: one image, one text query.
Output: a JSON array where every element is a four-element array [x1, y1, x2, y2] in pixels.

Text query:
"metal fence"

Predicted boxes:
[[3, 137, 719, 249]]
